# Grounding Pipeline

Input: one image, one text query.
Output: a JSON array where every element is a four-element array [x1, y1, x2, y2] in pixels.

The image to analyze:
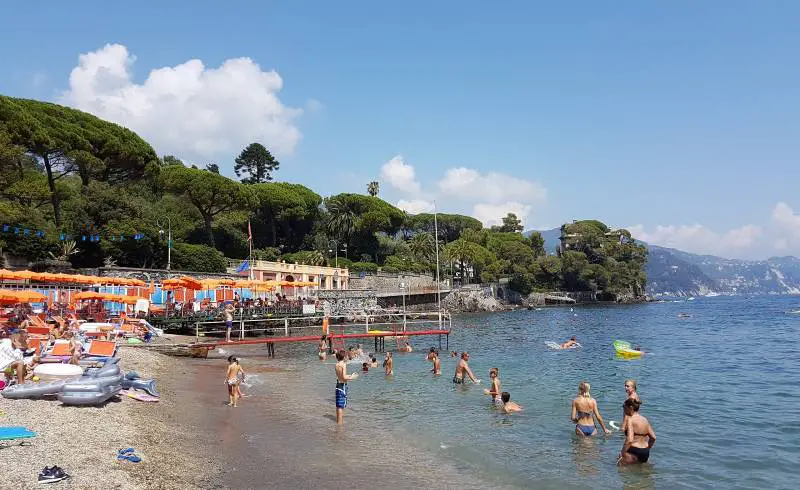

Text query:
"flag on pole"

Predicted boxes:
[[236, 260, 250, 275], [248, 219, 253, 243]]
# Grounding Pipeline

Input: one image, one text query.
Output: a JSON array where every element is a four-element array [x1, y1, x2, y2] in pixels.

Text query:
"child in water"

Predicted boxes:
[[383, 352, 393, 375], [225, 356, 245, 407], [484, 368, 501, 403], [362, 362, 369, 373], [501, 392, 522, 414]]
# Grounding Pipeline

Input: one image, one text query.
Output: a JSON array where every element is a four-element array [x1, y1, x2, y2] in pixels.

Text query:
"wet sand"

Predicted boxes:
[[187, 351, 508, 490]]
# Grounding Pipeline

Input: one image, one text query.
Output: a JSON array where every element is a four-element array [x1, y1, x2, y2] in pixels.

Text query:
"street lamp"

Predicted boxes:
[[328, 239, 348, 269], [156, 216, 172, 272]]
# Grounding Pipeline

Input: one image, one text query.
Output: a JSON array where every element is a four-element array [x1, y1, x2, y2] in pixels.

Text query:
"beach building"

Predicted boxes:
[[227, 259, 350, 291]]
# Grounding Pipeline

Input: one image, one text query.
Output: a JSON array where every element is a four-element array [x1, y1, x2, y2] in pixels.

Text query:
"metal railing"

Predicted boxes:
[[192, 310, 452, 342]]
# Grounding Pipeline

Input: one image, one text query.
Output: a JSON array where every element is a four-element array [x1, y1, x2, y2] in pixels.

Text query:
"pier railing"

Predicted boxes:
[[191, 310, 452, 343]]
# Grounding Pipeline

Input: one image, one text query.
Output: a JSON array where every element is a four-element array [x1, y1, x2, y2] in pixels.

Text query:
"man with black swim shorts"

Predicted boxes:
[[453, 352, 480, 384]]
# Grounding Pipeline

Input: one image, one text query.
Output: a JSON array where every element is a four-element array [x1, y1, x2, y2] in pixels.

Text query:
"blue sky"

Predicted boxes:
[[2, 1, 799, 259]]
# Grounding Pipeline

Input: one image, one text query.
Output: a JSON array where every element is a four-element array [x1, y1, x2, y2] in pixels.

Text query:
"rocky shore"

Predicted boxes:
[[0, 345, 220, 489], [442, 288, 507, 313]]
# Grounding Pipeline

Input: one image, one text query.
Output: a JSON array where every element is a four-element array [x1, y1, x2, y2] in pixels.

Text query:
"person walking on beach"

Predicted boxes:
[[571, 381, 610, 436], [335, 350, 359, 424], [224, 302, 235, 343], [617, 399, 656, 465], [453, 352, 480, 384], [383, 352, 393, 375], [225, 356, 244, 407], [483, 368, 501, 402]]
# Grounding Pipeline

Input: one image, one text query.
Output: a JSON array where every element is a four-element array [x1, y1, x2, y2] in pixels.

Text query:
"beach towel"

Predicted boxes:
[[0, 343, 23, 370], [0, 426, 37, 441]]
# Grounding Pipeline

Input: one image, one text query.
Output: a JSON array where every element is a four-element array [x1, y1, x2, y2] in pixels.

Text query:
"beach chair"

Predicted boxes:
[[27, 315, 48, 329], [38, 340, 72, 363], [0, 426, 36, 447], [26, 325, 51, 339], [82, 339, 117, 360]]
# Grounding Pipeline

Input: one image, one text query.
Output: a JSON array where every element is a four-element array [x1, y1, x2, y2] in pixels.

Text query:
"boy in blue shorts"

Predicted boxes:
[[334, 349, 358, 424]]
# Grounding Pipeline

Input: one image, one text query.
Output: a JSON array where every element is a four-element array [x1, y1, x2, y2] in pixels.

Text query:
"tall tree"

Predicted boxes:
[[325, 198, 356, 243], [205, 163, 220, 174], [234, 143, 279, 184], [409, 232, 436, 264], [493, 213, 524, 233], [160, 165, 254, 246], [367, 181, 380, 196]]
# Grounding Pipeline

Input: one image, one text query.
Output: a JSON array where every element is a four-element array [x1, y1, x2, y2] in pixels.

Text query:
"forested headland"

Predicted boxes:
[[0, 96, 647, 298]]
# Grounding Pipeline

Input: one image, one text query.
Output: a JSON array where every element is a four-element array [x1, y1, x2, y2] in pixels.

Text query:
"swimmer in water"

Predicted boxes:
[[225, 356, 244, 407], [617, 399, 656, 465], [362, 362, 369, 373], [483, 368, 501, 402], [430, 350, 441, 375], [383, 352, 393, 375], [399, 340, 413, 353], [453, 352, 480, 385], [500, 391, 522, 414], [426, 347, 437, 362], [370, 356, 378, 368], [560, 336, 578, 349], [571, 381, 610, 436], [450, 351, 458, 358], [318, 335, 328, 361]]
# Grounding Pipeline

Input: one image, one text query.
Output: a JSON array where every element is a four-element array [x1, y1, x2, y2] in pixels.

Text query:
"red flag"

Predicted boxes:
[[248, 219, 252, 243]]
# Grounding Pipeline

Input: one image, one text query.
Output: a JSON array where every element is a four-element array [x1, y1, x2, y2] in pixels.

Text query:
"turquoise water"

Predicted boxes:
[[228, 296, 800, 489]]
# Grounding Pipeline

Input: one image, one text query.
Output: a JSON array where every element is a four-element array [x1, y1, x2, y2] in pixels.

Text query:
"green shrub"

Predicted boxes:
[[348, 261, 378, 273], [172, 242, 227, 272]]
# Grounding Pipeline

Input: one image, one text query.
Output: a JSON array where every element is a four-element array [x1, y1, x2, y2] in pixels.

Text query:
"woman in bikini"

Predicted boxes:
[[225, 356, 244, 407], [622, 379, 640, 428], [571, 381, 610, 436], [617, 398, 656, 465], [318, 335, 328, 361]]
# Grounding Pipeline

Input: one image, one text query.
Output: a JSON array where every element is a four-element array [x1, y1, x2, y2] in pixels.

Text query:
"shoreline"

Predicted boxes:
[[0, 345, 221, 489]]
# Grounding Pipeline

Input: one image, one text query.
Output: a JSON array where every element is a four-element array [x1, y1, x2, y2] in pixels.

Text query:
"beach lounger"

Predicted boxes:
[[27, 315, 48, 329], [0, 426, 36, 446], [82, 340, 117, 360], [26, 326, 51, 339]]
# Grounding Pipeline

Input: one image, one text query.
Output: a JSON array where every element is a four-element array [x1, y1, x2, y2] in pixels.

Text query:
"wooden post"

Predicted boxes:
[[195, 322, 199, 343], [284, 317, 289, 336]]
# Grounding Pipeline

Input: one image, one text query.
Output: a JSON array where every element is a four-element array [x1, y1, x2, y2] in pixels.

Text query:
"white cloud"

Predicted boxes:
[[61, 44, 303, 162], [380, 155, 421, 194], [627, 223, 762, 257], [396, 199, 434, 214], [771, 202, 800, 240], [438, 167, 546, 204], [473, 202, 533, 228]]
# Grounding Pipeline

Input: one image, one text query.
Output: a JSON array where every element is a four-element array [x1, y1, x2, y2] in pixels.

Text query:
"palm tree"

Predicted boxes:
[[367, 181, 379, 197], [409, 232, 435, 264], [325, 199, 356, 243], [445, 239, 475, 285], [49, 240, 80, 262]]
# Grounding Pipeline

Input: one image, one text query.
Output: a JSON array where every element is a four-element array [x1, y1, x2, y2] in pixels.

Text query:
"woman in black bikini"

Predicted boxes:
[[618, 399, 656, 465]]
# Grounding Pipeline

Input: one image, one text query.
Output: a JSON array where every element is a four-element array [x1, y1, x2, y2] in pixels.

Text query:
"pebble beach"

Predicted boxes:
[[0, 346, 220, 489]]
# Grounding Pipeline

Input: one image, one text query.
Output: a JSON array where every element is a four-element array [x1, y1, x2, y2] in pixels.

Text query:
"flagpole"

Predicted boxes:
[[248, 219, 254, 281], [434, 200, 442, 329]]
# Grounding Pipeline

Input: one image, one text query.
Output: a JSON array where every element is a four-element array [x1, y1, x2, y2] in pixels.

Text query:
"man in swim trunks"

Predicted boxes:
[[335, 349, 358, 424], [383, 352, 393, 375], [453, 352, 480, 384], [225, 356, 244, 407], [618, 398, 656, 465], [223, 302, 235, 342]]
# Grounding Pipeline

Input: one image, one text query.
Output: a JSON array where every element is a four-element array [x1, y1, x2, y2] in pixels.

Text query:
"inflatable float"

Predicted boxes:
[[1, 380, 68, 399], [121, 378, 159, 398], [58, 384, 121, 406], [32, 363, 84, 382], [614, 340, 644, 358], [2, 358, 124, 401]]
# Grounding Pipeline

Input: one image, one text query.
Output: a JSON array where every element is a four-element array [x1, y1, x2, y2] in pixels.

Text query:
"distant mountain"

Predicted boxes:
[[526, 228, 800, 297]]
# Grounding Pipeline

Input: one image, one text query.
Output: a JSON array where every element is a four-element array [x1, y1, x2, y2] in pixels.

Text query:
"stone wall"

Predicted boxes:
[[317, 289, 379, 316], [85, 267, 238, 282], [349, 272, 447, 294]]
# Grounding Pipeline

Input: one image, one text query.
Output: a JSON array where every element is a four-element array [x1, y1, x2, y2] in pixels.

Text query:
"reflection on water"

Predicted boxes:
[[214, 296, 800, 489]]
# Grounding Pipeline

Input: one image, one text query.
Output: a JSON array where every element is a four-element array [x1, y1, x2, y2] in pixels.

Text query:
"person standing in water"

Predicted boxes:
[[483, 368, 501, 402], [430, 350, 441, 375], [617, 399, 656, 465], [335, 350, 358, 424], [453, 352, 480, 384], [571, 381, 610, 436], [318, 335, 328, 361], [225, 356, 244, 407], [622, 379, 640, 428], [383, 352, 393, 375]]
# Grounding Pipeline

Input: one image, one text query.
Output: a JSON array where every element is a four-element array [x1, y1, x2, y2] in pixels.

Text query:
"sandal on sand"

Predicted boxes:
[[118, 448, 134, 455], [117, 454, 142, 463]]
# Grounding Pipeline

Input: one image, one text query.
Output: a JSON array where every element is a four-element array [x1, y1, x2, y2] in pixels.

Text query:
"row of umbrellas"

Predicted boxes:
[[0, 269, 146, 287], [0, 289, 47, 304], [0, 289, 141, 305], [161, 276, 317, 291]]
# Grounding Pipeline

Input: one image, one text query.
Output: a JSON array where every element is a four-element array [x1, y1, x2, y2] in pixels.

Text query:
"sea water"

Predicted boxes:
[[220, 296, 800, 489]]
